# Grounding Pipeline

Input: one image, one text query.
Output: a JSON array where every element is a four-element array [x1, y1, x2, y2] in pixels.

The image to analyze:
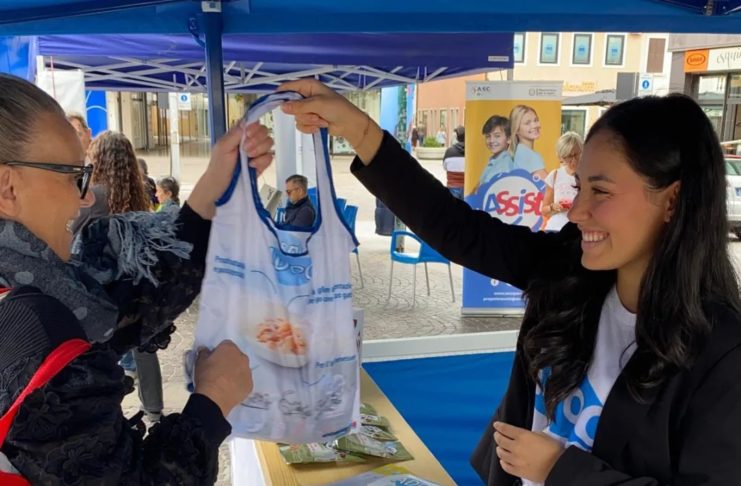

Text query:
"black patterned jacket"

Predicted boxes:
[[0, 204, 229, 485]]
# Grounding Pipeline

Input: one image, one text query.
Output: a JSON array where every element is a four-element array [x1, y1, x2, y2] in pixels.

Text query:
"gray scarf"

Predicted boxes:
[[0, 211, 191, 343]]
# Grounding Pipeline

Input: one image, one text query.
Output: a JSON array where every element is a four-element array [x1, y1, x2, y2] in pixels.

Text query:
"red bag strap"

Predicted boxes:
[[0, 471, 32, 486], [0, 338, 91, 446]]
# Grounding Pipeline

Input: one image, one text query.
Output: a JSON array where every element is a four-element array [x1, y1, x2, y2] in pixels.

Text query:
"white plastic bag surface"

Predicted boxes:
[[192, 92, 360, 443]]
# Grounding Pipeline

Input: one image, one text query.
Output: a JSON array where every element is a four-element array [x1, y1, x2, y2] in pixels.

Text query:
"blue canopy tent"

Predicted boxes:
[[35, 33, 515, 93], [3, 0, 741, 139], [3, 0, 741, 483], [1, 0, 741, 35]]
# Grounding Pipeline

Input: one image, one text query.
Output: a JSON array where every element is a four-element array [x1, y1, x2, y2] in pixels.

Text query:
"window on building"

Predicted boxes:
[[605, 34, 625, 66], [561, 109, 587, 137], [702, 105, 724, 135], [697, 75, 726, 103], [513, 33, 526, 63], [572, 34, 592, 65], [540, 33, 559, 64], [440, 110, 448, 131], [728, 74, 741, 99], [696, 75, 727, 137], [726, 104, 741, 143], [418, 111, 430, 138], [450, 108, 460, 129], [646, 38, 666, 73]]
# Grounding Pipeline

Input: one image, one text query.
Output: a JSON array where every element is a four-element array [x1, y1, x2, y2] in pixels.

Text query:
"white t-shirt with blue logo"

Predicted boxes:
[[523, 286, 636, 486]]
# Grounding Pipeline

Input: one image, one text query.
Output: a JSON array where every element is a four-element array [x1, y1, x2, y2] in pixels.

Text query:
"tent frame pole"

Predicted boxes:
[[202, 1, 226, 144]]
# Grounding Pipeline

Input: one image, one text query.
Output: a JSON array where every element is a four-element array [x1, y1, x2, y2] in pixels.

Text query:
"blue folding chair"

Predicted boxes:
[[388, 230, 454, 306], [343, 204, 363, 288], [307, 187, 318, 207], [275, 207, 286, 224]]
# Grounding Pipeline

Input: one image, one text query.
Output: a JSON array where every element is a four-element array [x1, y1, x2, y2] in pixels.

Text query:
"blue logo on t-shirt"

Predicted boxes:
[[534, 370, 603, 451]]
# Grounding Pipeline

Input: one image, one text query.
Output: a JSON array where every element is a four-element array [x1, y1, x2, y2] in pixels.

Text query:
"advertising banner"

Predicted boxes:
[[462, 81, 562, 315], [37, 69, 86, 118]]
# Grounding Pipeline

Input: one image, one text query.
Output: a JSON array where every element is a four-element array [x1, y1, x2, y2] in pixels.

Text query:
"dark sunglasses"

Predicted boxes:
[[2, 161, 93, 199]]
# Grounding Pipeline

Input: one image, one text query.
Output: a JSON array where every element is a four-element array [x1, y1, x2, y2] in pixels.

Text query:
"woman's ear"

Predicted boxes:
[[664, 181, 680, 223], [0, 166, 19, 218]]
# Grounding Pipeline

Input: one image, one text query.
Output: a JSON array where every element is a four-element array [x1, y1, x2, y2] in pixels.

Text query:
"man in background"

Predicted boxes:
[[442, 126, 465, 199], [284, 174, 316, 227]]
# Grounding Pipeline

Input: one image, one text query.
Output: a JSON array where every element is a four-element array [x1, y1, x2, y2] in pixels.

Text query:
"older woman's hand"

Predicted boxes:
[[194, 340, 253, 417], [188, 122, 274, 219], [278, 79, 383, 165]]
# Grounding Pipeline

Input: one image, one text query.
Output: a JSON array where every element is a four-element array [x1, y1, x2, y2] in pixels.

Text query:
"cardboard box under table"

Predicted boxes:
[[230, 369, 455, 486]]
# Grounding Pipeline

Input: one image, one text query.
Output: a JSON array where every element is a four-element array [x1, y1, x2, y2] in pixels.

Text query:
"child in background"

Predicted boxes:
[[477, 115, 513, 189], [541, 132, 583, 231]]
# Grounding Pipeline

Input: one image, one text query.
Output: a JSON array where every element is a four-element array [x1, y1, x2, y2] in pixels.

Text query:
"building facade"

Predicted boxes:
[[668, 34, 741, 144], [417, 32, 671, 144]]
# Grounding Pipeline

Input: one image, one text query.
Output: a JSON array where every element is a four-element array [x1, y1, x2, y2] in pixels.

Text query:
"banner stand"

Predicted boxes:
[[461, 81, 563, 315]]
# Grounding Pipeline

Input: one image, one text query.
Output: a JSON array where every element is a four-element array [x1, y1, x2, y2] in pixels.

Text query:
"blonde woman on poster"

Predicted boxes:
[[541, 132, 583, 232], [509, 105, 548, 181], [477, 115, 513, 189]]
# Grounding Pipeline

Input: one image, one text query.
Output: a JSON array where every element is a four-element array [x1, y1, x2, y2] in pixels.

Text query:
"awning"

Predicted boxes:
[[2, 0, 741, 35], [562, 90, 618, 107], [37, 33, 514, 92]]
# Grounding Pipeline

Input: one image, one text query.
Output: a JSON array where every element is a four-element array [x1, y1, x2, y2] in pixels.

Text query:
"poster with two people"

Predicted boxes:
[[463, 81, 563, 314]]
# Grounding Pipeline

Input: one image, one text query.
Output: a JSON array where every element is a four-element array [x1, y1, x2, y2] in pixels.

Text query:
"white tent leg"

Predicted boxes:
[[448, 264, 455, 303], [387, 261, 394, 301], [168, 92, 181, 180], [355, 252, 364, 289], [412, 264, 417, 307]]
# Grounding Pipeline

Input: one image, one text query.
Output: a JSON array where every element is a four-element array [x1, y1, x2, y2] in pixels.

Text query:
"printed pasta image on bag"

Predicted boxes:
[[192, 92, 360, 444]]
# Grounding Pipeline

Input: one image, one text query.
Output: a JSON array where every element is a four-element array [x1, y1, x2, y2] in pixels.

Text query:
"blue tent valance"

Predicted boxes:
[[36, 33, 514, 92], [1, 0, 741, 35]]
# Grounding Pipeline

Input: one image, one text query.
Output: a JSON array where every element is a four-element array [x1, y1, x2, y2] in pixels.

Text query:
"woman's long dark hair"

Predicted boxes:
[[524, 94, 741, 419]]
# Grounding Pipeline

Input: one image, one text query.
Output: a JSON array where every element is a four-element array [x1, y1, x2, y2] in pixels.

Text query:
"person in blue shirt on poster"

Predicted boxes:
[[477, 115, 513, 190], [509, 105, 548, 181]]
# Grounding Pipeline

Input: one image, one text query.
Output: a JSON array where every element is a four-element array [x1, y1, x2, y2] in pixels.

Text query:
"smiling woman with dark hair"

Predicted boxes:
[[0, 73, 274, 484], [279, 78, 741, 486]]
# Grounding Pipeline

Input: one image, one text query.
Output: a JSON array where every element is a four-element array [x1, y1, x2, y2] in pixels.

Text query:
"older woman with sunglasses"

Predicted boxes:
[[0, 73, 273, 484]]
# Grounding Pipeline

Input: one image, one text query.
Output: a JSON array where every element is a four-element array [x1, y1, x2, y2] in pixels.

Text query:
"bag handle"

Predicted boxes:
[[0, 338, 91, 446], [241, 91, 304, 126]]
